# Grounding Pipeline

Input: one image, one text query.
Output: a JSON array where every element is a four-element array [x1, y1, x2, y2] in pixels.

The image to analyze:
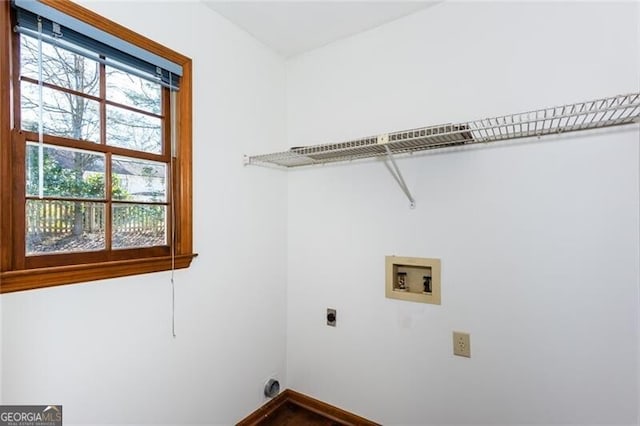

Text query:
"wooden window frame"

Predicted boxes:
[[0, 0, 196, 293]]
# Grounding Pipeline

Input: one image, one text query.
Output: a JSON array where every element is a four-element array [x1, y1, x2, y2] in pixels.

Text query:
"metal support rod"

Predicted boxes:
[[383, 145, 415, 209]]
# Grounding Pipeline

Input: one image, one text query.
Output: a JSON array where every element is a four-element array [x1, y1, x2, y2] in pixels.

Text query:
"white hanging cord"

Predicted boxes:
[[37, 17, 44, 199], [169, 72, 177, 338]]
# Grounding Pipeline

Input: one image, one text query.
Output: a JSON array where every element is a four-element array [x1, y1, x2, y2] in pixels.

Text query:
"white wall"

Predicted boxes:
[[1, 1, 288, 425], [286, 2, 639, 425]]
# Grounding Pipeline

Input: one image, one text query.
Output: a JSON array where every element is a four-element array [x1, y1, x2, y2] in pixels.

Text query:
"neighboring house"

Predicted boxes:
[[49, 147, 166, 202]]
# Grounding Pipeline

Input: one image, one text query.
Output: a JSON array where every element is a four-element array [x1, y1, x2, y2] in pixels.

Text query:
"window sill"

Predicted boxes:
[[0, 253, 197, 293]]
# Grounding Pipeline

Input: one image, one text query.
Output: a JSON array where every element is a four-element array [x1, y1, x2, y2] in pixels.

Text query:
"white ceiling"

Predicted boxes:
[[203, 1, 440, 58]]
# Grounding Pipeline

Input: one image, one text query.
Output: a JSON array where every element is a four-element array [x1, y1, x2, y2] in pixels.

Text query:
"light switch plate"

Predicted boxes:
[[453, 331, 471, 358]]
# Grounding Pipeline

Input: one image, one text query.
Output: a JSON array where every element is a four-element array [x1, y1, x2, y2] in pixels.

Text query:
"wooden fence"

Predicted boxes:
[[27, 200, 165, 236]]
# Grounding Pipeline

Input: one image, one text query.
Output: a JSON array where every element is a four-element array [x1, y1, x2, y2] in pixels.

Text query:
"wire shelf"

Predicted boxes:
[[245, 93, 640, 168]]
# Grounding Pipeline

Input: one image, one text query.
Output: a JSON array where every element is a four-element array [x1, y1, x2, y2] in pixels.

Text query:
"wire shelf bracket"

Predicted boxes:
[[382, 141, 415, 209]]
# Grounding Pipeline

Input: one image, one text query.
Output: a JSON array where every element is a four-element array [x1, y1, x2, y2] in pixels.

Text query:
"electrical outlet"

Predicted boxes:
[[453, 331, 471, 358], [326, 308, 336, 327]]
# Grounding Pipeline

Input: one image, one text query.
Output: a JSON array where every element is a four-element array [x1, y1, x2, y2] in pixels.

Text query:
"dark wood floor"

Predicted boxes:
[[237, 389, 379, 426], [258, 401, 345, 426]]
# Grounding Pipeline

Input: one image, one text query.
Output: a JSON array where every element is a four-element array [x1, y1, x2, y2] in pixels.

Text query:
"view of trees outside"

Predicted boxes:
[[20, 34, 168, 254]]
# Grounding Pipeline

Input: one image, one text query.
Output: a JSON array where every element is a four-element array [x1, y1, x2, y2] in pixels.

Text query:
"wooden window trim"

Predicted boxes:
[[0, 0, 196, 294]]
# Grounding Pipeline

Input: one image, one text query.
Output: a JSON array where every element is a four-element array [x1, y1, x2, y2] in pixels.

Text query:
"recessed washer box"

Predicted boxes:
[[385, 256, 441, 305]]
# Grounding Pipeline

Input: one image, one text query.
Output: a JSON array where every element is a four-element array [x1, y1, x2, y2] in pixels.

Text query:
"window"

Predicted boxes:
[[0, 0, 195, 293]]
